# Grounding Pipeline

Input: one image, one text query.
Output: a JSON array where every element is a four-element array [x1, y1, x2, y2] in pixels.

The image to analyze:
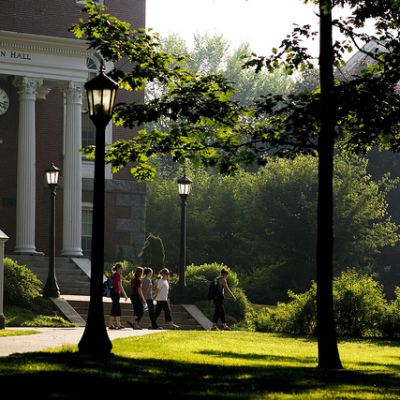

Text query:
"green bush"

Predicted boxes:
[[185, 262, 239, 300], [381, 287, 400, 339], [4, 258, 42, 309], [239, 283, 317, 334], [333, 268, 386, 337], [139, 234, 165, 269], [241, 268, 398, 337], [185, 263, 250, 323]]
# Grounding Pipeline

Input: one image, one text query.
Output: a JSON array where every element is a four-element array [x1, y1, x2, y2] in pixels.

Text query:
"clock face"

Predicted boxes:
[[0, 88, 10, 116]]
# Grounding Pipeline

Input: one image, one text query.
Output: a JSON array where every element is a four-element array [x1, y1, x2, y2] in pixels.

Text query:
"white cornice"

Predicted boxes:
[[0, 30, 93, 57], [0, 30, 94, 82]]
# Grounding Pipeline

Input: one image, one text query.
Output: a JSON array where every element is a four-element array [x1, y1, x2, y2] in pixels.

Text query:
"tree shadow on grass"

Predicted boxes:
[[1, 352, 400, 399], [196, 349, 316, 364]]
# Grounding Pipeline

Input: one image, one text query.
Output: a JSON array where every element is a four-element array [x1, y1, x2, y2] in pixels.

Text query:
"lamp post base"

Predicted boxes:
[[43, 279, 60, 298], [171, 285, 192, 304], [78, 318, 113, 357]]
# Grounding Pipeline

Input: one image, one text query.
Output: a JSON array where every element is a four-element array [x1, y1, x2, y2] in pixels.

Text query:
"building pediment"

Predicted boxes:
[[0, 30, 93, 83]]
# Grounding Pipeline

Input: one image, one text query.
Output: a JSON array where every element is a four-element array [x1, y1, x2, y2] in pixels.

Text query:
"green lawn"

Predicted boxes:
[[0, 329, 39, 337], [1, 331, 400, 399]]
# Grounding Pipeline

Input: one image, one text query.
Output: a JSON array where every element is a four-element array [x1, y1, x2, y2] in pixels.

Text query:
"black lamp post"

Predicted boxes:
[[43, 163, 60, 298], [78, 61, 119, 356], [172, 173, 192, 304]]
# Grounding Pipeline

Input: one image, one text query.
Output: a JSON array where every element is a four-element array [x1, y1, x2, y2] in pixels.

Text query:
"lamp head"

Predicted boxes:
[[45, 163, 60, 188], [178, 174, 192, 197], [85, 60, 119, 126]]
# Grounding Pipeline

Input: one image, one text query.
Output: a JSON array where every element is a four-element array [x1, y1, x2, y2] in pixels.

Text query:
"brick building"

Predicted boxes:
[[0, 1, 146, 263]]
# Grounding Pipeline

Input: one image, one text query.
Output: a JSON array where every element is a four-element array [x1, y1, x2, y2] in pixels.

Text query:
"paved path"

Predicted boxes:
[[0, 327, 163, 357]]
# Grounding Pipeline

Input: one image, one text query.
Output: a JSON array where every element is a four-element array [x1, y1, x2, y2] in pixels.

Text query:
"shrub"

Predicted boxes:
[[333, 268, 386, 337], [381, 287, 400, 339], [242, 268, 391, 337], [184, 263, 250, 323], [4, 258, 42, 309], [185, 262, 239, 301], [139, 234, 165, 269], [241, 283, 317, 334]]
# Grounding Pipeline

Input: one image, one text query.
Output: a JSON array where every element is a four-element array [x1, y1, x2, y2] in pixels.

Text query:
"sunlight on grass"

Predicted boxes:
[[0, 329, 39, 337], [114, 331, 319, 367], [2, 331, 400, 399], [111, 331, 400, 399]]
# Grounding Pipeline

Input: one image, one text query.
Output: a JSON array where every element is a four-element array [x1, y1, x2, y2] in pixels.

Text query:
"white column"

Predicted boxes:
[[61, 82, 84, 257], [14, 77, 43, 254], [0, 230, 9, 329]]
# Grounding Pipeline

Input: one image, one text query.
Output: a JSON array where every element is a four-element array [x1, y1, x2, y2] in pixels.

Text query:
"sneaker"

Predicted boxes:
[[211, 326, 219, 331], [127, 320, 135, 330], [108, 325, 117, 330], [117, 325, 125, 329], [223, 326, 231, 331]]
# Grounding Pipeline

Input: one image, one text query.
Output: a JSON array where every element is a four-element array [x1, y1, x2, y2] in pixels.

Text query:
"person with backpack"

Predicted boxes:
[[108, 263, 128, 329], [210, 267, 236, 331]]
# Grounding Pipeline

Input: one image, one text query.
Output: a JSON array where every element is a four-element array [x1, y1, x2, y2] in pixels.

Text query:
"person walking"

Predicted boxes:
[[127, 267, 147, 329], [211, 267, 236, 331], [108, 263, 128, 329], [154, 268, 180, 330], [142, 267, 162, 330]]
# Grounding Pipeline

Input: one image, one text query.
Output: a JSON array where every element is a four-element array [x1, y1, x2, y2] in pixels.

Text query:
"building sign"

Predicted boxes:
[[0, 50, 32, 61]]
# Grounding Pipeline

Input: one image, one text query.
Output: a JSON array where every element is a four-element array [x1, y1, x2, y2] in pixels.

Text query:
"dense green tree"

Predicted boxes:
[[139, 233, 165, 270], [146, 155, 399, 303]]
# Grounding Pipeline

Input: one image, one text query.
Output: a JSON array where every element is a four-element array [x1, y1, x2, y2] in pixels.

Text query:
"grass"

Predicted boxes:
[[1, 331, 400, 399], [4, 305, 76, 328], [0, 329, 40, 337]]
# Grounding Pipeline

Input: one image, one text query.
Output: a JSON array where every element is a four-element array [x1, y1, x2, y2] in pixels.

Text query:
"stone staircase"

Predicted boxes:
[[65, 296, 210, 330], [8, 254, 91, 295], [7, 254, 212, 330]]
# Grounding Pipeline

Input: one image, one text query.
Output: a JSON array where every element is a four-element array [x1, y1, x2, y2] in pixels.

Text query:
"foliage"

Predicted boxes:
[[334, 268, 386, 337], [3, 258, 77, 327], [146, 155, 399, 302], [240, 268, 400, 338], [70, 1, 252, 180], [70, 0, 400, 369], [184, 263, 250, 323], [147, 33, 295, 109], [138, 233, 165, 269], [3, 258, 42, 309], [241, 283, 317, 335], [380, 286, 400, 340], [5, 306, 75, 328]]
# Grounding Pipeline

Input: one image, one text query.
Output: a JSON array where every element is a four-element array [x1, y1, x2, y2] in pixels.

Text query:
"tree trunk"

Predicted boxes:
[[316, 0, 343, 370]]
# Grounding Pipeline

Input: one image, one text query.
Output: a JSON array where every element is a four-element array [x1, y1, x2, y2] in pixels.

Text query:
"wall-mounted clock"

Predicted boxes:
[[0, 88, 10, 116]]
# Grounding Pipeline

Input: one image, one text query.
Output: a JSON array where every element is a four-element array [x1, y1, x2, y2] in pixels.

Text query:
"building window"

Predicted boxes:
[[82, 56, 99, 148], [86, 57, 98, 71], [82, 205, 93, 258], [82, 112, 96, 147]]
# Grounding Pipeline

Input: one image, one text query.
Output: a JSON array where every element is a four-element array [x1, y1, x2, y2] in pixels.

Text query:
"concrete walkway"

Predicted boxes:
[[0, 326, 163, 357]]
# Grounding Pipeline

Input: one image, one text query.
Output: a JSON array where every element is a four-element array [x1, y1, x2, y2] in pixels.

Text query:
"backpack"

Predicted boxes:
[[103, 276, 114, 297], [207, 277, 220, 301]]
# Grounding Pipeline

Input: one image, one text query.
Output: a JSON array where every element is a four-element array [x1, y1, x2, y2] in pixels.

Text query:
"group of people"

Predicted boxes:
[[108, 264, 236, 331], [108, 264, 179, 330]]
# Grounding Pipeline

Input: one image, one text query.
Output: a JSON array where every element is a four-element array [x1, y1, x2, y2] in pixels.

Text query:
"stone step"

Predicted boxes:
[[67, 298, 205, 330], [8, 254, 91, 296]]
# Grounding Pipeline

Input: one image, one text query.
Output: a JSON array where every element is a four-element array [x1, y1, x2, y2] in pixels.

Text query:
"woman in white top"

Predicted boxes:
[[154, 268, 180, 329]]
